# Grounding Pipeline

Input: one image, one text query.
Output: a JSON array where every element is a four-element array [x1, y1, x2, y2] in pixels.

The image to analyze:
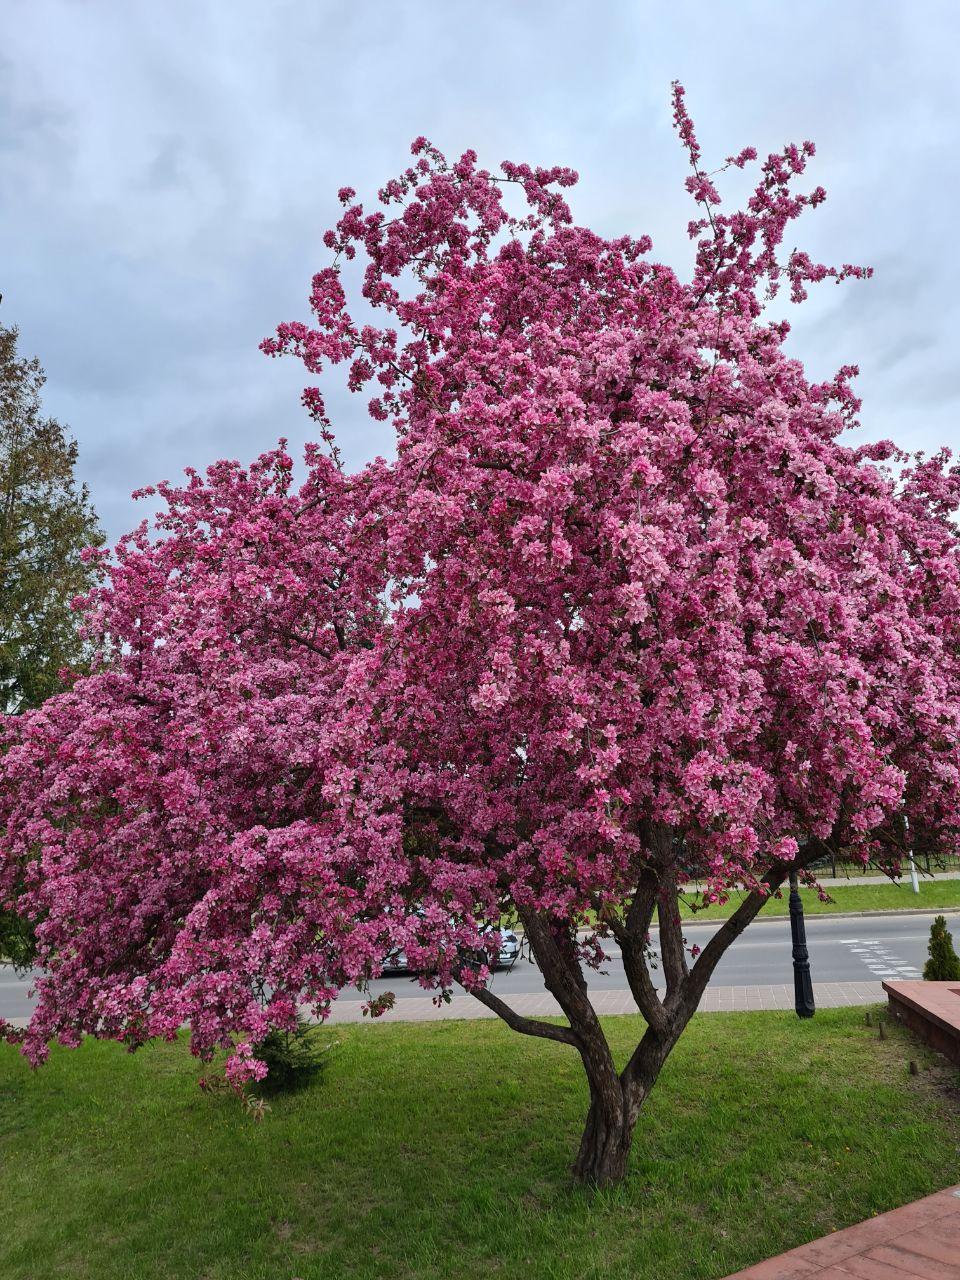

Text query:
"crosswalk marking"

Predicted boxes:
[[840, 937, 923, 981]]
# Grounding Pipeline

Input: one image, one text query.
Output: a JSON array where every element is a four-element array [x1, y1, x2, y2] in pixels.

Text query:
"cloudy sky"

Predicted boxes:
[[2, 1, 959, 540]]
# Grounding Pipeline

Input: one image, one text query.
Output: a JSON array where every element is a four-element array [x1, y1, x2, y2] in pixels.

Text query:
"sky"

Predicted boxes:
[[2, 0, 959, 541]]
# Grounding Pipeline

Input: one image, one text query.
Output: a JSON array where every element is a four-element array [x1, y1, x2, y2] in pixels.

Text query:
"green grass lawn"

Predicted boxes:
[[2, 1008, 959, 1280], [680, 877, 960, 923]]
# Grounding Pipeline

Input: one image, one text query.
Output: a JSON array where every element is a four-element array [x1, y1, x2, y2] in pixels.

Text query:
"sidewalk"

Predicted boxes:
[[325, 981, 884, 1026], [722, 1183, 960, 1277], [0, 982, 888, 1031]]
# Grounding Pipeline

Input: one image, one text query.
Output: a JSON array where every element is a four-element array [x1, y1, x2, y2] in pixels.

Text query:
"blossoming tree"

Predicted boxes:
[[3, 87, 960, 1185]]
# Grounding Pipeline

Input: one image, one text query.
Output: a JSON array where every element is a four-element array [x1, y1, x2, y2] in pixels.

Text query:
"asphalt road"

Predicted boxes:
[[370, 909, 956, 1002], [3, 910, 957, 1024]]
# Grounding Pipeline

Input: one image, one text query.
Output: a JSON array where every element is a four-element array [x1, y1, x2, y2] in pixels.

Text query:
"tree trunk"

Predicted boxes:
[[494, 846, 831, 1186], [571, 1031, 666, 1186], [571, 1087, 636, 1186]]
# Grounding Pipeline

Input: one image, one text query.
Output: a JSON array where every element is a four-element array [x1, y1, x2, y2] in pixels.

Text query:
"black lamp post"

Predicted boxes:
[[789, 870, 816, 1017]]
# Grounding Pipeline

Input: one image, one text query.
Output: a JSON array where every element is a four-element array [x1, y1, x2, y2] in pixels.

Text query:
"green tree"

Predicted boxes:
[[923, 915, 960, 981], [0, 322, 104, 965], [0, 324, 103, 712]]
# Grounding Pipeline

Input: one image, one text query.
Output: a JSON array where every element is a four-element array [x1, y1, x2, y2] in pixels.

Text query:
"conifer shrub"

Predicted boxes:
[[923, 915, 960, 981]]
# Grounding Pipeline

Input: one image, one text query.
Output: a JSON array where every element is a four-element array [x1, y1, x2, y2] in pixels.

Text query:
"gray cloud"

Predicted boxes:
[[1, 0, 958, 539]]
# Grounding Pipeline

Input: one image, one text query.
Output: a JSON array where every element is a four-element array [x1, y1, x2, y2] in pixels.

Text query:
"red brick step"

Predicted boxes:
[[722, 1185, 960, 1278]]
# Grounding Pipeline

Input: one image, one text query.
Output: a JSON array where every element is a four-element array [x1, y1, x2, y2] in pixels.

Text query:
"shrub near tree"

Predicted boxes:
[[2, 86, 960, 1186], [923, 915, 960, 982]]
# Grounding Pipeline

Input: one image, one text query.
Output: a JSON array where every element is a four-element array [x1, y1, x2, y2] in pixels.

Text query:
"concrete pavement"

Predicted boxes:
[[322, 981, 885, 1026]]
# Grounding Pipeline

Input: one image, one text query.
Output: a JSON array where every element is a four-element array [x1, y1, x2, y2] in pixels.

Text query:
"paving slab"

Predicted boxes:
[[722, 1185, 960, 1278], [0, 980, 887, 1030], [321, 981, 885, 1025]]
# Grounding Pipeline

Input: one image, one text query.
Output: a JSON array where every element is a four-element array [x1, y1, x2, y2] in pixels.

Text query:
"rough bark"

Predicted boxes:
[[571, 1084, 633, 1185]]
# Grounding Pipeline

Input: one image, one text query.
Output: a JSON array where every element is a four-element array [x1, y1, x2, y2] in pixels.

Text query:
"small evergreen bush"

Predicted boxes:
[[923, 915, 960, 981], [253, 1015, 337, 1094]]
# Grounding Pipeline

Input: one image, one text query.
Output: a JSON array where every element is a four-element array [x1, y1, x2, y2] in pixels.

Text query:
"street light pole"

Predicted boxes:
[[789, 870, 816, 1018], [904, 814, 920, 895]]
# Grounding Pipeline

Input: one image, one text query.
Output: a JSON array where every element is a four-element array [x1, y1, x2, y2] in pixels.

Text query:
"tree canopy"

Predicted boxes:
[[0, 324, 103, 714], [2, 87, 959, 1184]]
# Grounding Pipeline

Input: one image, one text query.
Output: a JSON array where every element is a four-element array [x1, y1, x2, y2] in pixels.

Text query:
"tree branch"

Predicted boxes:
[[605, 869, 669, 1034], [277, 623, 345, 654], [467, 984, 581, 1047], [519, 907, 598, 1028], [657, 873, 689, 1003], [682, 881, 777, 1007], [682, 826, 844, 1008]]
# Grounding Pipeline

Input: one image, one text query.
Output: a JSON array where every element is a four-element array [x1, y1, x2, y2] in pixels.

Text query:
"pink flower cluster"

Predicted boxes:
[[2, 87, 959, 1079]]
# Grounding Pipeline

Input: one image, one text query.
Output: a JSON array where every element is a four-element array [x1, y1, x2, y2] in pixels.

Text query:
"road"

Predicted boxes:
[[3, 910, 956, 1025], [368, 909, 954, 1003]]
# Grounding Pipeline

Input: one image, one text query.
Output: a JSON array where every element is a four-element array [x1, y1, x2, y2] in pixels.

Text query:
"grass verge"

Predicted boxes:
[[680, 877, 960, 923], [2, 1007, 959, 1279]]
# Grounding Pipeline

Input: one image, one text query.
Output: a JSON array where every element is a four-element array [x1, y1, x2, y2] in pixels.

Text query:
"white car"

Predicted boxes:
[[384, 924, 521, 974]]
